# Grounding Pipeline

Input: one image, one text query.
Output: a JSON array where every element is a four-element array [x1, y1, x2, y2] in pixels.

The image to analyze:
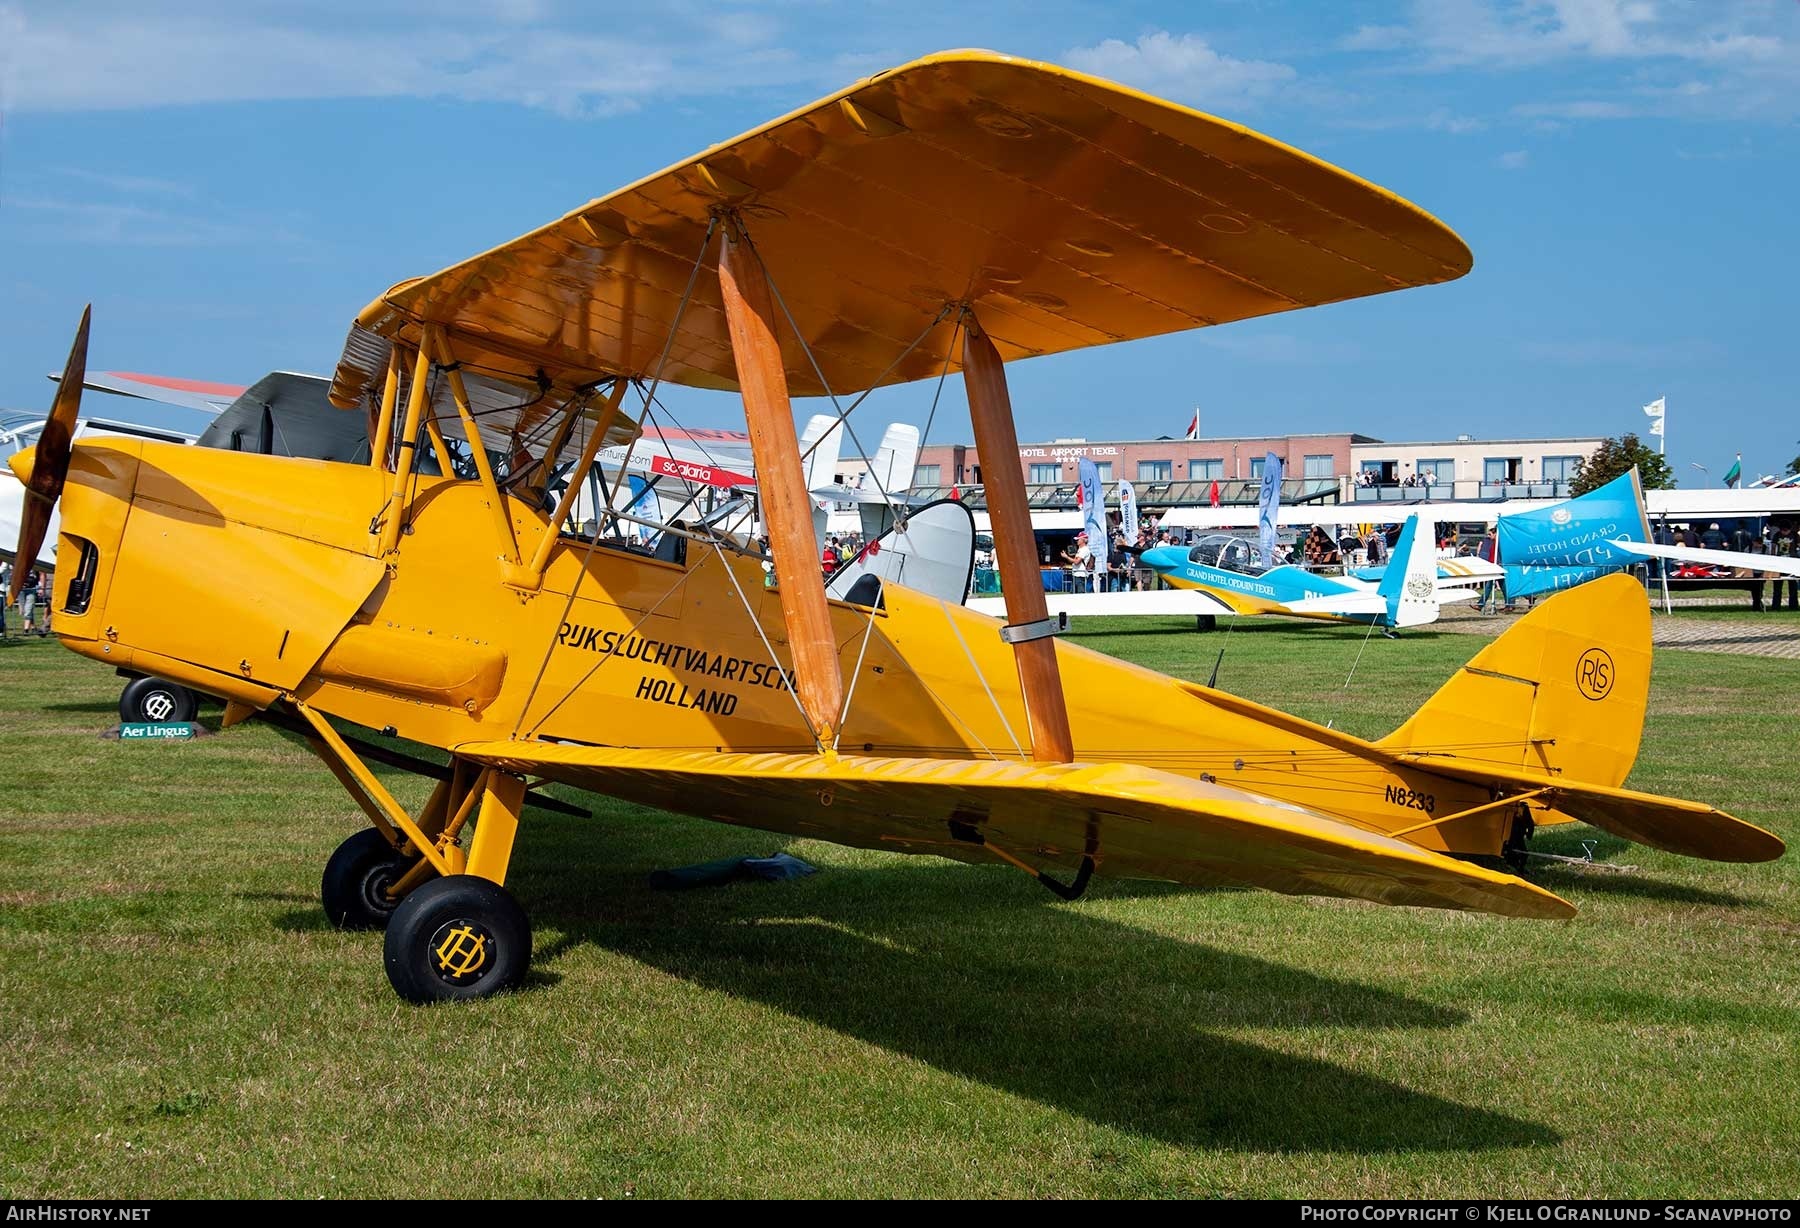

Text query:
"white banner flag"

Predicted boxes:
[[1648, 417, 1664, 436], [1643, 396, 1665, 417]]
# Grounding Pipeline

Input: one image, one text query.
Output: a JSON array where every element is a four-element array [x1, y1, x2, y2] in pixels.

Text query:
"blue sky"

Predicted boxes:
[[2, 1, 1796, 480]]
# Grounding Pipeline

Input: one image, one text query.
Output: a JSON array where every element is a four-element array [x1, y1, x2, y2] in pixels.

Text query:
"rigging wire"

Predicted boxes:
[[521, 549, 717, 738], [510, 219, 720, 736]]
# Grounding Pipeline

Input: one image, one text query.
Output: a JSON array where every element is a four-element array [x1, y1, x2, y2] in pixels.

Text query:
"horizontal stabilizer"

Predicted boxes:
[[455, 742, 1574, 919], [1393, 754, 1784, 863]]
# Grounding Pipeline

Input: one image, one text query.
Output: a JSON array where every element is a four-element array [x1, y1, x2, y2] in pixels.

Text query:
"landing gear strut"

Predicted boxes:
[[294, 698, 533, 1003], [1502, 806, 1536, 872]]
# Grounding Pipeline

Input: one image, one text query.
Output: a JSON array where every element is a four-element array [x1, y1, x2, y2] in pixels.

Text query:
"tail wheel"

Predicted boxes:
[[119, 675, 198, 724], [383, 876, 531, 1004], [321, 828, 407, 930]]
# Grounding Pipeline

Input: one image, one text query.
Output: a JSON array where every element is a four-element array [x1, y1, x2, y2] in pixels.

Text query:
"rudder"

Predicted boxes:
[[1378, 572, 1651, 788]]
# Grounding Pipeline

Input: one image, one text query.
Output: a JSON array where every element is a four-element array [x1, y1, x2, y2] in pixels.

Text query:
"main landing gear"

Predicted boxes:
[[119, 674, 198, 724], [296, 700, 533, 1004]]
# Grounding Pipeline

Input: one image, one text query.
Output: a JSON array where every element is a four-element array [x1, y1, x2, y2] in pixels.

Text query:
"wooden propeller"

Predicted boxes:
[[10, 305, 90, 600]]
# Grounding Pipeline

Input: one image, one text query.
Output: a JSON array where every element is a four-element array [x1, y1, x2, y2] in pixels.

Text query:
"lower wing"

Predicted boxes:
[[455, 742, 1574, 919]]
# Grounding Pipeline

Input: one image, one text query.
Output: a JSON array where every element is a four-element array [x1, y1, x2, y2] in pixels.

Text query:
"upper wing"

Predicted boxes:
[[1614, 539, 1800, 579], [61, 370, 245, 414], [330, 50, 1470, 408], [455, 742, 1571, 919]]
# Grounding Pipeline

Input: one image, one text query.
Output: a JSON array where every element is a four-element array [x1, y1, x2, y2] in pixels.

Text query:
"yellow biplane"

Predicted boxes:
[[11, 51, 1780, 1002]]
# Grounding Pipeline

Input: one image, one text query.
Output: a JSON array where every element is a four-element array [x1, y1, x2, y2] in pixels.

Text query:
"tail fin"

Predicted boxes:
[[1379, 572, 1650, 788], [799, 413, 842, 491], [1378, 514, 1439, 628]]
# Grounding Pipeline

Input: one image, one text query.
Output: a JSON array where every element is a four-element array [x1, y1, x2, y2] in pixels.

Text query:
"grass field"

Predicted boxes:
[[1, 619, 1796, 1199]]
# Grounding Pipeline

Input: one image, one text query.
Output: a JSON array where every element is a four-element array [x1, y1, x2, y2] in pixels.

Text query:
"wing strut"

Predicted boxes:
[[717, 220, 844, 748], [961, 310, 1074, 762]]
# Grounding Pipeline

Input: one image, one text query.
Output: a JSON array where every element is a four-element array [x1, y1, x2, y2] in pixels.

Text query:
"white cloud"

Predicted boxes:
[[5, 195, 305, 247], [1193, 331, 1361, 365], [0, 2, 828, 116], [1496, 149, 1529, 169], [1065, 31, 1297, 110], [1341, 0, 1800, 122], [1335, 106, 1486, 134], [1512, 99, 1636, 119], [51, 168, 197, 198]]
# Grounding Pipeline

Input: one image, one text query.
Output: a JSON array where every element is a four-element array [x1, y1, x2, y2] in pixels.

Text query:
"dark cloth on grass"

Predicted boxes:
[[648, 852, 818, 891]]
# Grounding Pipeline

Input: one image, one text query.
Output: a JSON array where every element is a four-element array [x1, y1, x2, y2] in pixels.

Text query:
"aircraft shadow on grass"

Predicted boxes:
[[1526, 829, 1758, 909], [480, 808, 1563, 1155]]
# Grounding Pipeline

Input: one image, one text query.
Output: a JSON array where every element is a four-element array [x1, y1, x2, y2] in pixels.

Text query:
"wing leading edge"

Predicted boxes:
[[330, 50, 1471, 408], [455, 742, 1573, 919]]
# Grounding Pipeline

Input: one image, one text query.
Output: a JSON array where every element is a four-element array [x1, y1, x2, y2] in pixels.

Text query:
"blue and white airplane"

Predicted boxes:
[[1137, 513, 1472, 631]]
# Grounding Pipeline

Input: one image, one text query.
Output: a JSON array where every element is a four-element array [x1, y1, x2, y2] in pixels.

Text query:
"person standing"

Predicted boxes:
[[17, 566, 39, 635], [1739, 540, 1768, 612], [1773, 526, 1798, 611]]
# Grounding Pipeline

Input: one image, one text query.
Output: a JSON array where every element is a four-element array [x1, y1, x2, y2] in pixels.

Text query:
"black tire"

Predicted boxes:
[[119, 675, 197, 724], [321, 828, 407, 931], [383, 876, 531, 1004]]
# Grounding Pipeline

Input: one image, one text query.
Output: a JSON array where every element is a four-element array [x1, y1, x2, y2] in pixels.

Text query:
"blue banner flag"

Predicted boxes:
[[1256, 451, 1283, 567], [1079, 458, 1108, 580], [1496, 469, 1652, 598]]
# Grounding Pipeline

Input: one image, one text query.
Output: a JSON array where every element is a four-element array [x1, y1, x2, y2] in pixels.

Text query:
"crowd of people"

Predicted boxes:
[[1657, 521, 1799, 612], [819, 534, 870, 576], [1355, 469, 1442, 489]]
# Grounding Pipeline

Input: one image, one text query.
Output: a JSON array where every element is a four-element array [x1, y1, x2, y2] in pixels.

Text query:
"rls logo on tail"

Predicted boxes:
[[1576, 648, 1614, 701]]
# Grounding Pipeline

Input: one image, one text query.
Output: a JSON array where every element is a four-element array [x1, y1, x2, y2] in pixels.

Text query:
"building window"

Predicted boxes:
[[1303, 454, 1334, 479], [1251, 456, 1286, 479], [1416, 458, 1454, 485], [1484, 457, 1519, 483], [1028, 463, 1061, 484], [914, 464, 940, 488], [1138, 460, 1172, 481], [1541, 455, 1581, 482], [1093, 462, 1113, 483], [1188, 458, 1223, 480]]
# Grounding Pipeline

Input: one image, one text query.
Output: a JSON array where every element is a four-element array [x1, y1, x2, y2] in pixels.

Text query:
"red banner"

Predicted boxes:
[[650, 454, 753, 488]]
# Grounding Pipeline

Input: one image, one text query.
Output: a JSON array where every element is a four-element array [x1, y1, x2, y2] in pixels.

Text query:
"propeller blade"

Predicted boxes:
[[10, 305, 89, 599]]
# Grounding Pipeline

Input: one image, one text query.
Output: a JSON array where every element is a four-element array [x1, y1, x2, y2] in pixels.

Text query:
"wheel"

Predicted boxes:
[[321, 828, 407, 930], [383, 876, 531, 1004], [119, 675, 197, 724]]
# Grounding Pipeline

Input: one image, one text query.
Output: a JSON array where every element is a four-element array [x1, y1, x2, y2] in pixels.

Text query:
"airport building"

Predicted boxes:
[[913, 432, 1371, 507], [1348, 436, 1605, 502], [913, 431, 1604, 508]]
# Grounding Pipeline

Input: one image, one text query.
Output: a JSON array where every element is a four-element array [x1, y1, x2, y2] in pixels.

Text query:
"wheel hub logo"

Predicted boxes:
[[146, 693, 175, 721], [433, 922, 489, 982], [1575, 648, 1614, 701]]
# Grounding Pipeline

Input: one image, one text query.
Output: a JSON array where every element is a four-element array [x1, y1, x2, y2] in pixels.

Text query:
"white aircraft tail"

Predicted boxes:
[[799, 414, 843, 491], [869, 423, 920, 493], [1379, 514, 1440, 628]]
